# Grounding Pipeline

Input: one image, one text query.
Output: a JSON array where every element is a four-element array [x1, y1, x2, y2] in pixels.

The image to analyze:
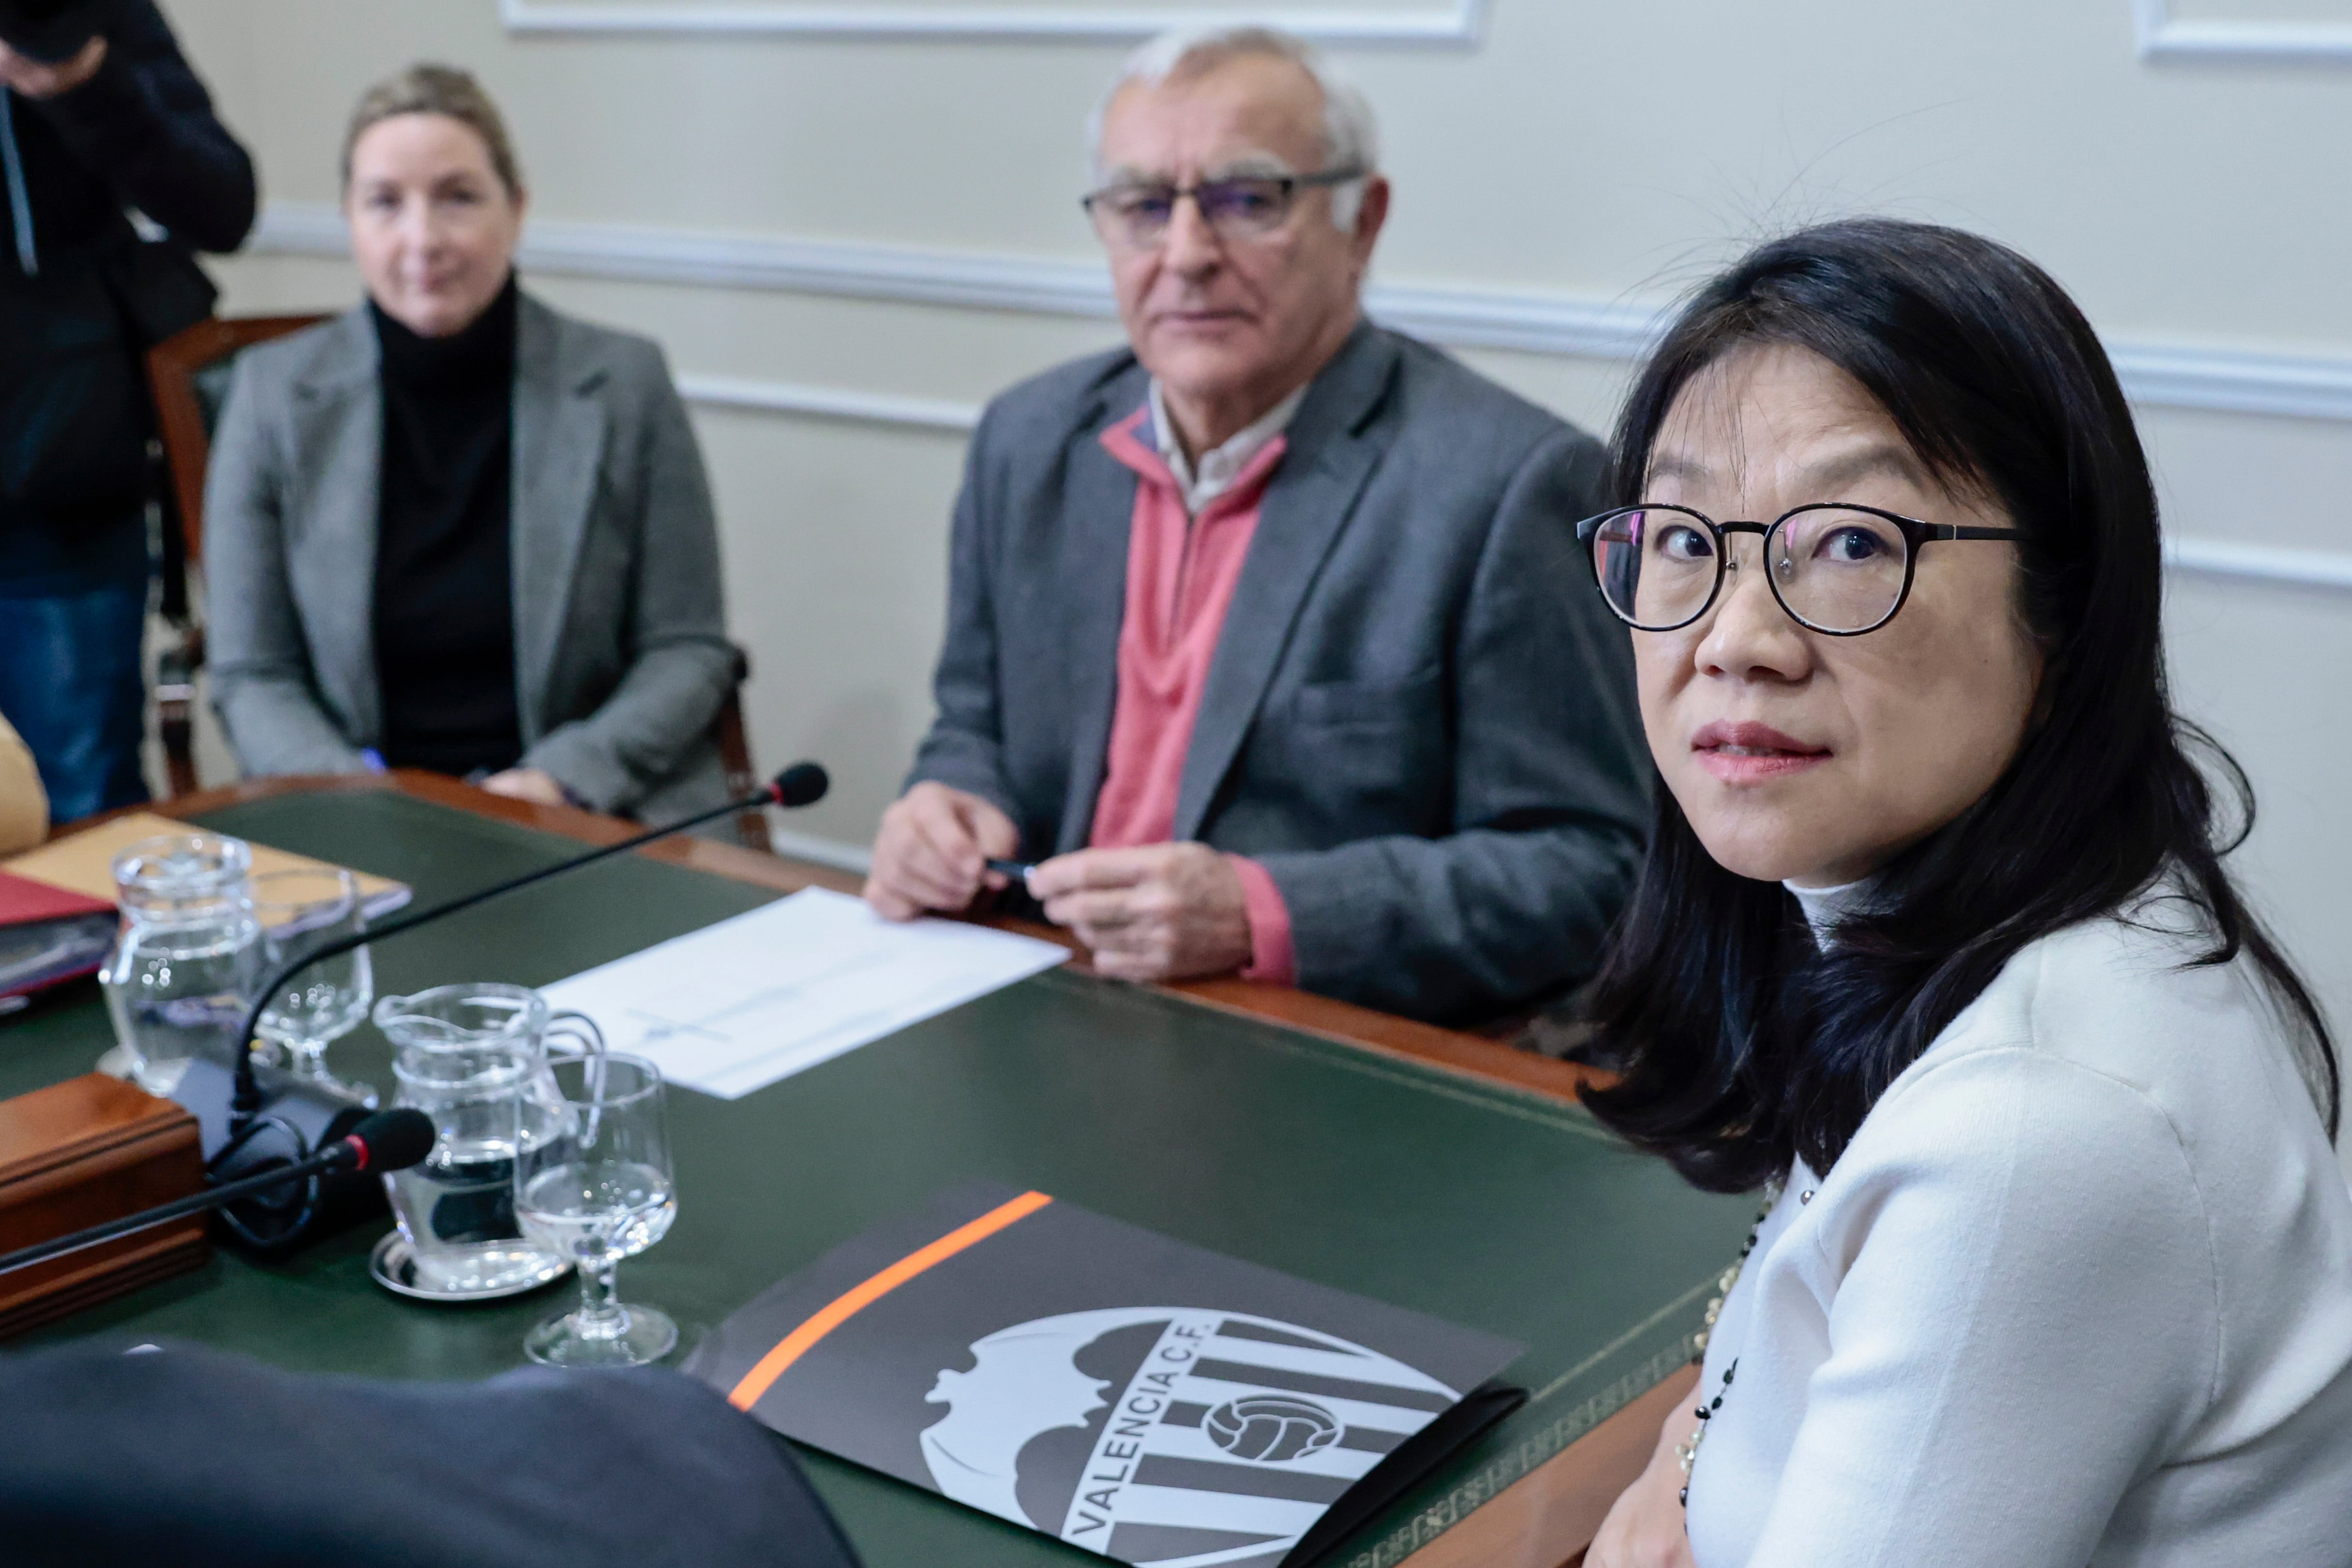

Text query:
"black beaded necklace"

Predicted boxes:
[[1678, 1180, 1783, 1508]]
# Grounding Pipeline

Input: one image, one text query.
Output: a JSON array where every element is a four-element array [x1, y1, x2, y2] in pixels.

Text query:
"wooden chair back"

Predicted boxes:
[[147, 314, 330, 571], [144, 315, 328, 801]]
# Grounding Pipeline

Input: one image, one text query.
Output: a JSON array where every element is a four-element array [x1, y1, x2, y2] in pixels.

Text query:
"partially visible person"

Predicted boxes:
[[1581, 220, 2352, 1568], [0, 0, 255, 821], [865, 26, 1645, 1024], [0, 1340, 862, 1567], [205, 64, 735, 825], [0, 706, 47, 851]]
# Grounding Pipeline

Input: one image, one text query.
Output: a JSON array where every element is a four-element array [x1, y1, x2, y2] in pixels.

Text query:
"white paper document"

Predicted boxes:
[[537, 887, 1068, 1099]]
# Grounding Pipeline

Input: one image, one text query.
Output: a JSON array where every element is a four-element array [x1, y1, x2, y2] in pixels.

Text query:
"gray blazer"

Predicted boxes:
[[204, 293, 735, 825], [911, 321, 1649, 1023]]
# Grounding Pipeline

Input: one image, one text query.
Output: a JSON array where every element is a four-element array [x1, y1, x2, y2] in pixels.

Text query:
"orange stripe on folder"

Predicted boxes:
[[727, 1190, 1054, 1412]]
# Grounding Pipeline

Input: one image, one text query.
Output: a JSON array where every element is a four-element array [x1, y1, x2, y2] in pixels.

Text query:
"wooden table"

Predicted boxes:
[[43, 771, 1699, 1568]]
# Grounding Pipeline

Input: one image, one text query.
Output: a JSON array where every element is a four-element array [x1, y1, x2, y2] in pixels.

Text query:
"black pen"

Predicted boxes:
[[986, 857, 1036, 883]]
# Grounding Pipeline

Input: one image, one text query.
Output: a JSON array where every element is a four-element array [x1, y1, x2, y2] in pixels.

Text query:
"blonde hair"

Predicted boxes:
[[341, 63, 524, 197]]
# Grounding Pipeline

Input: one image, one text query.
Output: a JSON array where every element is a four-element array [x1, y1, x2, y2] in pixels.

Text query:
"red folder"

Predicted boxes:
[[0, 869, 113, 927], [0, 870, 118, 1003]]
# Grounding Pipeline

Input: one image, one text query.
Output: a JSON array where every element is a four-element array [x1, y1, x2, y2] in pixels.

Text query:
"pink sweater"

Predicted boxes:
[[1088, 408, 1295, 984]]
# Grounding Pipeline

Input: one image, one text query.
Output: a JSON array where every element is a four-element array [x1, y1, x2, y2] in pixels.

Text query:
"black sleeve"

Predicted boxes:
[[27, 0, 256, 253], [0, 1342, 864, 1568]]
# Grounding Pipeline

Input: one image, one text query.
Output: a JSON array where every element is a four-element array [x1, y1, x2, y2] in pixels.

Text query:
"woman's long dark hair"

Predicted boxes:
[[1580, 218, 2339, 1193]]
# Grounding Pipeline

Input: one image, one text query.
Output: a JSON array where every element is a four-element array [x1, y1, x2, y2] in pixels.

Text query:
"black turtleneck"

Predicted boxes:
[[370, 276, 523, 778]]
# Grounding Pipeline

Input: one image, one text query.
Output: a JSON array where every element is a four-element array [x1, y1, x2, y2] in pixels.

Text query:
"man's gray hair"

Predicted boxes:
[[1085, 26, 1381, 230]]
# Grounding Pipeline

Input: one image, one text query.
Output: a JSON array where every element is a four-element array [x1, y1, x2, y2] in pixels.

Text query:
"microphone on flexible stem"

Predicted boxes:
[[0, 1109, 436, 1277], [172, 763, 829, 1255]]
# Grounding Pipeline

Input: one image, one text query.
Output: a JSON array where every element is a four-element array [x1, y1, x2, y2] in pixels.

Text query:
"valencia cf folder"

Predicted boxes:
[[689, 1182, 1527, 1568]]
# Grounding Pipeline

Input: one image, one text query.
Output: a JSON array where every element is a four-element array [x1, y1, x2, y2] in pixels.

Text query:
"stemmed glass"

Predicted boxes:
[[251, 868, 375, 1105], [514, 1052, 679, 1368]]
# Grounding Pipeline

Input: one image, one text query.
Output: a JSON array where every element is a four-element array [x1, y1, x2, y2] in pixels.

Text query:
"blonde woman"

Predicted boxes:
[[204, 64, 736, 825]]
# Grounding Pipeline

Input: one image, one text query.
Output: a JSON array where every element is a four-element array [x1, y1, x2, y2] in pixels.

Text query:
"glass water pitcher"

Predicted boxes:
[[101, 834, 264, 1097], [371, 983, 591, 1296]]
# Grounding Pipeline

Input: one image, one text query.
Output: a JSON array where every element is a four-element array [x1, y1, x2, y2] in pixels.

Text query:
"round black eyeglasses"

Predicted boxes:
[[1574, 503, 2026, 636]]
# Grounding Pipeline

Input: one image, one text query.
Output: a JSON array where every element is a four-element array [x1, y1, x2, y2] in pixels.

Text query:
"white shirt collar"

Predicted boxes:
[[1784, 877, 1878, 947], [1147, 380, 1307, 515]]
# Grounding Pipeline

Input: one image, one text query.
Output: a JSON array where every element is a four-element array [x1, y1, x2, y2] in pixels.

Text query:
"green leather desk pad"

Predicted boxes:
[[0, 791, 1751, 1567]]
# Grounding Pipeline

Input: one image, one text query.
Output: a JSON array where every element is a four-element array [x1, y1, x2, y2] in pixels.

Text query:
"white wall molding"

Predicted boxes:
[[250, 201, 1669, 358], [253, 201, 1117, 317], [248, 202, 2352, 420], [678, 372, 983, 431], [245, 202, 2352, 591], [2106, 341, 2352, 421], [498, 0, 1487, 44], [2166, 537, 2352, 592], [2132, 0, 2352, 66]]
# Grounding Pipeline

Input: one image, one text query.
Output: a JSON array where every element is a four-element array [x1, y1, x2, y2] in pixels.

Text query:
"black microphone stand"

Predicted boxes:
[[223, 764, 825, 1128], [179, 763, 827, 1254]]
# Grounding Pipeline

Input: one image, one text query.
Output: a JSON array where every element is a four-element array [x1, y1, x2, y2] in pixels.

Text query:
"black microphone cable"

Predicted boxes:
[[0, 1109, 437, 1277]]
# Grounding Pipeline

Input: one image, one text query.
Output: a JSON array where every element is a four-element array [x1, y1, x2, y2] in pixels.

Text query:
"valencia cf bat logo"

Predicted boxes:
[[921, 1307, 1459, 1566]]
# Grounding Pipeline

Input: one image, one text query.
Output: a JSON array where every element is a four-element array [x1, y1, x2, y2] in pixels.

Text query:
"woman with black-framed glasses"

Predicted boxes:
[[1577, 502, 2023, 636], [1581, 220, 2352, 1568]]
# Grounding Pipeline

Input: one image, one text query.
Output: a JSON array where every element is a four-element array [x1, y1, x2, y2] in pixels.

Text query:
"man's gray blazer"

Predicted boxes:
[[203, 293, 736, 825], [910, 321, 1648, 1023]]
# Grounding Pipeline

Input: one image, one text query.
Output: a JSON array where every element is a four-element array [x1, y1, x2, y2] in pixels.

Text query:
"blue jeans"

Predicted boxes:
[[0, 573, 150, 822]]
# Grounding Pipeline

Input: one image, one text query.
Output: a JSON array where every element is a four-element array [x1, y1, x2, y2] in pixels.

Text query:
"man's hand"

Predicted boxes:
[[1587, 1400, 1698, 1568], [1028, 843, 1252, 983], [479, 767, 569, 807], [0, 37, 107, 99], [865, 782, 1019, 921]]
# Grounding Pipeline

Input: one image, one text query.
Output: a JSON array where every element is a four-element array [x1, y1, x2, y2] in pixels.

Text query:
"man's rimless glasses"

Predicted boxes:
[[1082, 166, 1366, 250], [1576, 503, 2027, 636]]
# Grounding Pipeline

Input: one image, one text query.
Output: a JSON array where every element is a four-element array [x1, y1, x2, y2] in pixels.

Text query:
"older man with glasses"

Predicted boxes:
[[864, 26, 1646, 1026]]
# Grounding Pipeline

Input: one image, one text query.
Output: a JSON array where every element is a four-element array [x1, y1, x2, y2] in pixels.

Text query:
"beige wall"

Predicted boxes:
[[160, 1, 2352, 1106]]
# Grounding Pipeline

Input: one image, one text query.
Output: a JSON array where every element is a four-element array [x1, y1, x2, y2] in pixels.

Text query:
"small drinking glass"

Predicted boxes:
[[514, 1052, 679, 1368], [102, 834, 262, 1095], [252, 868, 376, 1105]]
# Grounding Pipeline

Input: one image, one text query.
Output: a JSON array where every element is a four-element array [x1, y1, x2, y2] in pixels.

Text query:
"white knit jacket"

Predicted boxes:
[[1685, 888, 2352, 1567]]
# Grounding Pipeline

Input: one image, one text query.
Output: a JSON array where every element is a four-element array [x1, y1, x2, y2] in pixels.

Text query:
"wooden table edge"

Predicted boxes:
[[1399, 1364, 1693, 1568], [135, 773, 1609, 1108], [129, 771, 1650, 1567]]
